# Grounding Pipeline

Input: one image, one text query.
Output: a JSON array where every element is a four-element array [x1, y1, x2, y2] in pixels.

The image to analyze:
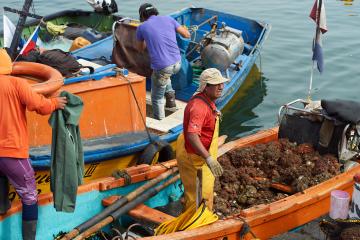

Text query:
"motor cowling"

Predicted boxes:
[[201, 26, 244, 71]]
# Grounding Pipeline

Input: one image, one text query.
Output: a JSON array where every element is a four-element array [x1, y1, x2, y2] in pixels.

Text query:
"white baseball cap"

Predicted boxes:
[[196, 68, 229, 93]]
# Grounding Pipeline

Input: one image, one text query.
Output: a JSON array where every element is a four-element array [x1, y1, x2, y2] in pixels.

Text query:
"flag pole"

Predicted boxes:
[[307, 0, 323, 101], [8, 0, 33, 60]]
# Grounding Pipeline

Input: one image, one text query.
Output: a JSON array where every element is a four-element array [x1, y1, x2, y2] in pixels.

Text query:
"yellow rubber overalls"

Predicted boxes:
[[176, 117, 219, 211]]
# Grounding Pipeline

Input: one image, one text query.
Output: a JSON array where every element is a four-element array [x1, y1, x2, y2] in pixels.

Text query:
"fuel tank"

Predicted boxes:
[[201, 26, 244, 71]]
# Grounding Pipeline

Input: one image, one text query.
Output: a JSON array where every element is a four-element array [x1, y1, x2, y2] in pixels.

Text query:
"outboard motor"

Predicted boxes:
[[201, 25, 244, 71]]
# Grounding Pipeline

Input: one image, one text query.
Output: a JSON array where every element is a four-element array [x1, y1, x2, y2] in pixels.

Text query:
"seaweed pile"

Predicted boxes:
[[214, 139, 340, 218]]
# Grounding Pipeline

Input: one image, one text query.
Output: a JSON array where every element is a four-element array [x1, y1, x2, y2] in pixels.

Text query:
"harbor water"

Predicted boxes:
[[0, 0, 359, 139]]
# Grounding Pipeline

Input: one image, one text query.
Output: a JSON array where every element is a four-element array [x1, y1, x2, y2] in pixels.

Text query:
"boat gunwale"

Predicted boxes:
[[0, 160, 178, 220], [60, 72, 145, 94]]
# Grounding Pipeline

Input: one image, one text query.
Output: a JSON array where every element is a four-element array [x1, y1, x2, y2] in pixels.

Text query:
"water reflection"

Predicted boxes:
[[340, 0, 354, 6], [220, 64, 267, 140], [339, 0, 358, 16]]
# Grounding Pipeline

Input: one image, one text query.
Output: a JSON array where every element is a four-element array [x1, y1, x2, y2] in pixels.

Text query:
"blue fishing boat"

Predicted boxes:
[[68, 7, 271, 171], [2, 7, 270, 198]]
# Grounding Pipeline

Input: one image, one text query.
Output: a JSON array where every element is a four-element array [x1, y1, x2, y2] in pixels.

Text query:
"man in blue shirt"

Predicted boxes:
[[136, 3, 190, 120]]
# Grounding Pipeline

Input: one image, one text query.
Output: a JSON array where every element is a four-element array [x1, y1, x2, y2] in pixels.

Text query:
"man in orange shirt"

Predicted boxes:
[[0, 49, 67, 240]]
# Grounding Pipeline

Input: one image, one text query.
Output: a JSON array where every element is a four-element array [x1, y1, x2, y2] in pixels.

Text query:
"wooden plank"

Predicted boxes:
[[99, 160, 177, 191], [102, 196, 174, 225], [218, 135, 227, 148], [218, 127, 278, 157], [128, 204, 174, 225]]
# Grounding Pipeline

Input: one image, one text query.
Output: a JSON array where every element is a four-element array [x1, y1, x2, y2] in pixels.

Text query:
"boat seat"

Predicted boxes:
[[102, 195, 174, 224], [145, 92, 186, 133], [30, 131, 157, 160], [77, 58, 104, 70]]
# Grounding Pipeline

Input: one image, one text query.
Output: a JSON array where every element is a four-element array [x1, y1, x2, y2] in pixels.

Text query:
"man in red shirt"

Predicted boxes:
[[0, 49, 67, 240], [177, 68, 228, 211]]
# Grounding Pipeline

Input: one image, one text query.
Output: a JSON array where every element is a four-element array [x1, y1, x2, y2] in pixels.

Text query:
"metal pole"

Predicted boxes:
[[4, 7, 42, 19], [307, 0, 323, 100], [8, 0, 33, 60], [307, 59, 316, 101]]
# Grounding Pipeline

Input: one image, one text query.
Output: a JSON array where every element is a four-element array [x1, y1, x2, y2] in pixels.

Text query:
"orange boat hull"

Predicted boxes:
[[3, 128, 358, 239], [140, 127, 358, 240], [27, 73, 146, 147]]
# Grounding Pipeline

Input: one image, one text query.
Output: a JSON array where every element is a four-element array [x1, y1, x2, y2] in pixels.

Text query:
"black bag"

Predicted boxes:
[[278, 113, 345, 156], [38, 49, 85, 78], [17, 49, 41, 62]]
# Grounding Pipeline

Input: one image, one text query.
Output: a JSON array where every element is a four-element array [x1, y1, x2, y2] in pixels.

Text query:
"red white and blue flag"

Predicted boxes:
[[310, 0, 327, 33], [19, 25, 40, 56], [310, 0, 327, 73]]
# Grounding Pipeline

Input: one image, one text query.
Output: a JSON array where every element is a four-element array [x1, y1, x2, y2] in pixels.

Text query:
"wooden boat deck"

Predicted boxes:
[[77, 59, 187, 134], [145, 92, 187, 133]]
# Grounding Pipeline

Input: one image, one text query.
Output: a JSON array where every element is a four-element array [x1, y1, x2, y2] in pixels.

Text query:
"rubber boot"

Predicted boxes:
[[165, 91, 177, 110], [22, 220, 37, 240], [22, 203, 38, 240], [0, 176, 10, 214]]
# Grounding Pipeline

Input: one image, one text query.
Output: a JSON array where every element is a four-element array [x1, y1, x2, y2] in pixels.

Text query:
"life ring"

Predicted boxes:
[[138, 140, 174, 165], [11, 62, 64, 96]]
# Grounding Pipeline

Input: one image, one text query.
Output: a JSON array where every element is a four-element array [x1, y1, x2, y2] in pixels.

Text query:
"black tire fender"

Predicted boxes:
[[138, 140, 174, 165]]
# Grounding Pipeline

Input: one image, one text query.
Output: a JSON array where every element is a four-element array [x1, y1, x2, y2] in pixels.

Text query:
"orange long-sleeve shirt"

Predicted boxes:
[[0, 75, 59, 158]]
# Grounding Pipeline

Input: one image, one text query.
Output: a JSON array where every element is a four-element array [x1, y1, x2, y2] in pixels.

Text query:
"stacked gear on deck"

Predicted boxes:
[[19, 49, 94, 78], [45, 22, 109, 49]]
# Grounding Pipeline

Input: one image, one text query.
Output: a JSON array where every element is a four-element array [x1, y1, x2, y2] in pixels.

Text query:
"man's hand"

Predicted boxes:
[[176, 25, 191, 39], [136, 40, 146, 51], [56, 96, 67, 109], [205, 156, 223, 177]]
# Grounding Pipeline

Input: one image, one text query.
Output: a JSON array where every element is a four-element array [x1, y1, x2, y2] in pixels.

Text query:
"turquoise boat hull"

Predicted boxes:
[[0, 163, 182, 239]]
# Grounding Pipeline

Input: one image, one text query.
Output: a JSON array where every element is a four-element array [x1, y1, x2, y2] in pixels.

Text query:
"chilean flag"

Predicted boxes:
[[19, 25, 40, 56], [310, 0, 327, 73], [310, 0, 327, 33]]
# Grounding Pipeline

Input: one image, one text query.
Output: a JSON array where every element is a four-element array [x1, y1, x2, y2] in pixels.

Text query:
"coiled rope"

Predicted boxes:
[[154, 201, 218, 235]]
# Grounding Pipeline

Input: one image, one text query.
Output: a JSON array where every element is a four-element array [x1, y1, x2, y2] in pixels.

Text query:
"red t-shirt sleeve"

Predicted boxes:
[[186, 102, 207, 135]]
